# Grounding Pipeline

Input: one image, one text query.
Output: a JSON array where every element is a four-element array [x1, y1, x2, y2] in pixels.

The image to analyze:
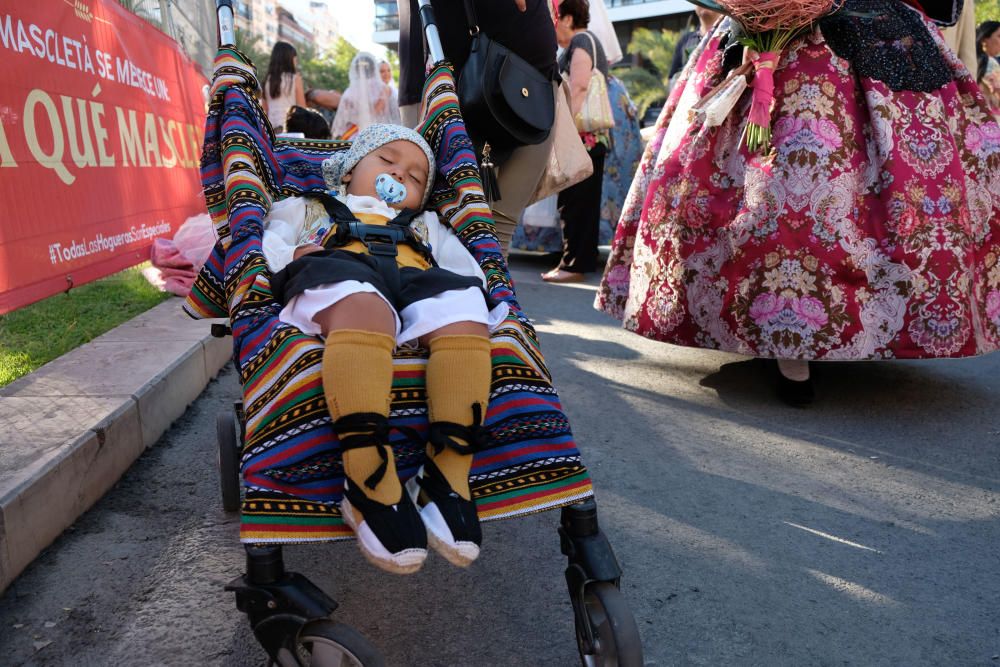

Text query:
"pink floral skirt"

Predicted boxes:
[[596, 17, 1000, 359]]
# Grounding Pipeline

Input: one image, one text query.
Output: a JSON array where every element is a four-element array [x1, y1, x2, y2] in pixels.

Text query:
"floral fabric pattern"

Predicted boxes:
[[595, 11, 1000, 360]]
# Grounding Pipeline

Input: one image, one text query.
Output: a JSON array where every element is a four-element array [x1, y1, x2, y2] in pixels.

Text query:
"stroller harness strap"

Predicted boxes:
[[315, 193, 437, 295]]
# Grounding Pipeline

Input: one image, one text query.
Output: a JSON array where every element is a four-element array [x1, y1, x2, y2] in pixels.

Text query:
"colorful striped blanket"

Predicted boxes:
[[184, 49, 593, 542]]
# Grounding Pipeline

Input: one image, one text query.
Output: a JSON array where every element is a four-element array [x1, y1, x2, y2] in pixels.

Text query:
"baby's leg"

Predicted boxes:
[[419, 322, 492, 500], [412, 322, 492, 566], [315, 292, 427, 573], [315, 293, 398, 503]]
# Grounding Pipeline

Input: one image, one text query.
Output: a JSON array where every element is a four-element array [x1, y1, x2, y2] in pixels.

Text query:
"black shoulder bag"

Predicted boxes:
[[456, 0, 555, 201]]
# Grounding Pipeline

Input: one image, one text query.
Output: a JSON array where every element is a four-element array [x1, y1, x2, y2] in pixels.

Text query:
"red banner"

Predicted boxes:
[[0, 0, 209, 313]]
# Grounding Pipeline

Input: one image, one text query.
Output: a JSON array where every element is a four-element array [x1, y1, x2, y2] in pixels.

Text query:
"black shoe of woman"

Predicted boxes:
[[774, 362, 815, 407]]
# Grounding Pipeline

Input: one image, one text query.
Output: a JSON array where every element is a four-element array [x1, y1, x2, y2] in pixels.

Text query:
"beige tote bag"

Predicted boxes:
[[572, 32, 615, 133], [530, 80, 593, 204]]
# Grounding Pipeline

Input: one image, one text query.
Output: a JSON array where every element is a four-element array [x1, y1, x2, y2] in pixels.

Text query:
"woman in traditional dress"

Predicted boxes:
[[596, 0, 1000, 405], [330, 52, 400, 140]]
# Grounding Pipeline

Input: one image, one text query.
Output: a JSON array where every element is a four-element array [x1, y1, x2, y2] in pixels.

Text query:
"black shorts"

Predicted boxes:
[[271, 249, 487, 312]]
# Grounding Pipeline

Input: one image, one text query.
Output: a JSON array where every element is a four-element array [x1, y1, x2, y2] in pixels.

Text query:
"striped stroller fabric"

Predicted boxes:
[[186, 49, 593, 542]]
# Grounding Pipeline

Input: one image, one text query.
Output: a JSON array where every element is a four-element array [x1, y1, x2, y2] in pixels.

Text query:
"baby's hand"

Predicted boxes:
[[293, 244, 324, 260]]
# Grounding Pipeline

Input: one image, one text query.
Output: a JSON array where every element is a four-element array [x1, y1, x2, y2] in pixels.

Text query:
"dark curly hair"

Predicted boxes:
[[558, 0, 590, 29], [285, 106, 331, 140]]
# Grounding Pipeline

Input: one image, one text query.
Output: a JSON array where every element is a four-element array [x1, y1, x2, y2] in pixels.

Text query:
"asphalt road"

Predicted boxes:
[[1, 252, 999, 666]]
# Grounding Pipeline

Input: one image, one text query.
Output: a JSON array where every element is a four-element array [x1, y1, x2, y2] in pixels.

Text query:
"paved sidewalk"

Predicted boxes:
[[0, 300, 229, 592]]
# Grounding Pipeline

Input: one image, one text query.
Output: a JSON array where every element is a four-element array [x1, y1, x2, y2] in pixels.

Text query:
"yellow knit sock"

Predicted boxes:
[[322, 329, 400, 506], [425, 334, 493, 501]]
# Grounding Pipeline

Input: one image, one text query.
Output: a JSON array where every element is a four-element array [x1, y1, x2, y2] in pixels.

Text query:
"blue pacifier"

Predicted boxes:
[[374, 173, 407, 205]]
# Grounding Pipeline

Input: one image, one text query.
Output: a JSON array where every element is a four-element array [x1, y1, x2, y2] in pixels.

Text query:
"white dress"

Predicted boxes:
[[264, 72, 297, 131]]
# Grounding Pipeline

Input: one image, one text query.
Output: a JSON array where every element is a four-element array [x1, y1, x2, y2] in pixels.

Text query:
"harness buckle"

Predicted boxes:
[[366, 241, 398, 257]]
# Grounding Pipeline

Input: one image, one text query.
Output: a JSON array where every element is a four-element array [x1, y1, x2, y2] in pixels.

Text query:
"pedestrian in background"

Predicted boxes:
[[541, 0, 610, 283], [977, 21, 1000, 114], [397, 0, 560, 256], [510, 74, 640, 255], [262, 41, 306, 133], [330, 52, 400, 139], [379, 61, 399, 100], [667, 5, 722, 83], [600, 75, 642, 244]]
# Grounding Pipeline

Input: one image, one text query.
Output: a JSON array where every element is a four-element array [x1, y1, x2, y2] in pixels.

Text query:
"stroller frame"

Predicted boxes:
[[206, 2, 643, 664]]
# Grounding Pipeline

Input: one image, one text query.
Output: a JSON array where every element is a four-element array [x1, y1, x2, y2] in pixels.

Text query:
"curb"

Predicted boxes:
[[0, 300, 230, 593]]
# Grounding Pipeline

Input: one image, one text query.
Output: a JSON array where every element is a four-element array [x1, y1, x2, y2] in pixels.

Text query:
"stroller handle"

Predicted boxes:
[[214, 1, 443, 65], [418, 0, 446, 64], [217, 0, 235, 48]]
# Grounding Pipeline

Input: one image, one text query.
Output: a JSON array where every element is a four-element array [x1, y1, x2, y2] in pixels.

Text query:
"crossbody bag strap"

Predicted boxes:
[[462, 0, 480, 34]]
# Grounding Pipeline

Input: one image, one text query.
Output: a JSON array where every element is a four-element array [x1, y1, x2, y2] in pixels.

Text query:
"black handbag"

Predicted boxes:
[[456, 0, 555, 200]]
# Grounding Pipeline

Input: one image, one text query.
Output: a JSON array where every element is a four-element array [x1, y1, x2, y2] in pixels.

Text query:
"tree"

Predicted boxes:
[[976, 0, 1000, 25], [620, 27, 680, 118], [233, 29, 269, 77], [298, 37, 358, 93], [629, 27, 680, 80]]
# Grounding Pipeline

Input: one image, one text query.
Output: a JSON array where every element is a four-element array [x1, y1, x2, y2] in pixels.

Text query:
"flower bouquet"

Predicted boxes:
[[695, 0, 843, 152]]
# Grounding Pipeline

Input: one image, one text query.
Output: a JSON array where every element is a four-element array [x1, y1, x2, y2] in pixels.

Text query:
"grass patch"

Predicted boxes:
[[0, 266, 171, 387]]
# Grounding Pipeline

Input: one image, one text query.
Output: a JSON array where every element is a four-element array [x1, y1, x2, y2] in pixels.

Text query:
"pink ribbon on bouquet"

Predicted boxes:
[[747, 51, 780, 127]]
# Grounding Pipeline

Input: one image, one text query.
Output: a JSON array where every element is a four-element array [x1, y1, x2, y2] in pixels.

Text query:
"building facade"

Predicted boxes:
[[234, 0, 340, 54], [278, 6, 315, 48], [307, 1, 341, 51]]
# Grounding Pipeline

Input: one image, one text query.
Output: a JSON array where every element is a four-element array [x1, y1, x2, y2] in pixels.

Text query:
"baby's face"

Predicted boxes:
[[343, 139, 429, 210]]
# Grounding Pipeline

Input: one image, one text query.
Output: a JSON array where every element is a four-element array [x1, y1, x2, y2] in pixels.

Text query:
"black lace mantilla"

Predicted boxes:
[[819, 0, 955, 92]]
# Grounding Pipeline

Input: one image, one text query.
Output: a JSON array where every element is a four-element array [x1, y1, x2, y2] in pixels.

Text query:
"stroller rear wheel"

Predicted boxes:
[[575, 582, 643, 667], [281, 619, 383, 667], [216, 409, 242, 512]]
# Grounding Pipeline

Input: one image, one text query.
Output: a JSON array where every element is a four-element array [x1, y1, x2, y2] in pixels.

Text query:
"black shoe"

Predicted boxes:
[[407, 407, 491, 566], [335, 413, 427, 574], [775, 366, 815, 407], [406, 458, 482, 567], [340, 479, 428, 574]]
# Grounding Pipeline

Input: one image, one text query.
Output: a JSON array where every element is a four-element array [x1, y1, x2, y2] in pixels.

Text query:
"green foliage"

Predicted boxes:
[[299, 37, 358, 93], [976, 1, 1000, 25], [620, 27, 681, 117], [234, 28, 269, 75], [0, 267, 170, 387], [628, 27, 680, 80], [618, 67, 666, 119], [237, 33, 357, 96]]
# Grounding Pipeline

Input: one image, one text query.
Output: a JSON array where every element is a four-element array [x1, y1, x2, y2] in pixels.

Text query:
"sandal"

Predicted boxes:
[[406, 407, 492, 567], [541, 268, 586, 283], [335, 413, 428, 574]]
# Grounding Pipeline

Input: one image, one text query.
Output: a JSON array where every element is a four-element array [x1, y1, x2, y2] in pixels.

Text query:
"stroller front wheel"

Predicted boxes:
[[287, 619, 384, 667], [217, 410, 242, 513], [576, 582, 643, 667]]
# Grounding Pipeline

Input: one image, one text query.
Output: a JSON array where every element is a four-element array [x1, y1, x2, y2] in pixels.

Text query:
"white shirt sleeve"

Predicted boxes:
[[261, 197, 309, 273], [421, 211, 487, 286]]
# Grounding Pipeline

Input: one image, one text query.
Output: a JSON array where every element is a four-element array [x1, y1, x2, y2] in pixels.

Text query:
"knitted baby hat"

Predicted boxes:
[[321, 124, 436, 206]]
